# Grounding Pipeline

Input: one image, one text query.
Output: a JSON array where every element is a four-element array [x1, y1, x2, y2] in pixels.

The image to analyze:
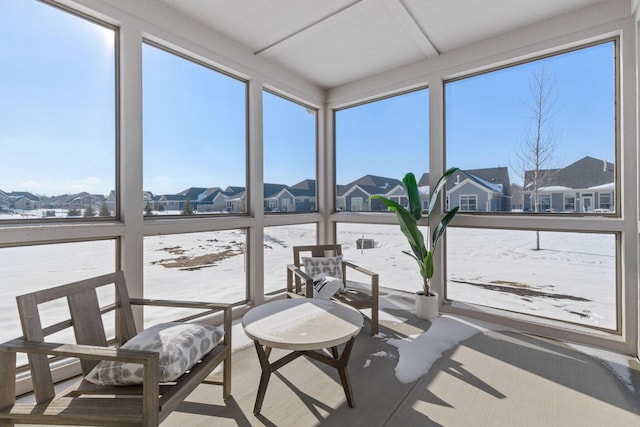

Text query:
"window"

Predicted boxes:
[[335, 89, 429, 212], [263, 91, 317, 213], [263, 224, 317, 294], [444, 41, 620, 333], [351, 197, 364, 211], [538, 194, 551, 212], [446, 42, 616, 215], [142, 43, 247, 216], [336, 223, 428, 292], [564, 194, 576, 211], [143, 231, 247, 326], [459, 195, 477, 211], [599, 193, 612, 210], [0, 240, 116, 363], [447, 228, 617, 331], [1, 0, 116, 221]]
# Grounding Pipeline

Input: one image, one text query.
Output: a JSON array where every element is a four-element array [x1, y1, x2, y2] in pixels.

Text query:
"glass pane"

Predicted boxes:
[[263, 92, 317, 213], [336, 223, 428, 293], [446, 42, 615, 214], [0, 240, 116, 364], [0, 1, 116, 220], [142, 43, 247, 216], [263, 223, 317, 294], [143, 231, 247, 326], [446, 228, 617, 330], [335, 89, 429, 212]]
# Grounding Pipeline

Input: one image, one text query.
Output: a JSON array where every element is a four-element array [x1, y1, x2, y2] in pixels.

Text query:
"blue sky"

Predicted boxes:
[[1, 0, 615, 196]]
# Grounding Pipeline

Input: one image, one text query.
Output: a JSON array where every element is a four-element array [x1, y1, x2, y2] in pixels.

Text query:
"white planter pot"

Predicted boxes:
[[415, 291, 439, 319]]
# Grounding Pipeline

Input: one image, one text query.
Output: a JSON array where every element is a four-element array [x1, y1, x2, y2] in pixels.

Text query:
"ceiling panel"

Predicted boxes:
[[154, 0, 611, 89]]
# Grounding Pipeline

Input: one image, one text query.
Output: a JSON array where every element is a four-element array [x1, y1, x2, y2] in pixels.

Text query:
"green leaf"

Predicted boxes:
[[371, 195, 427, 261], [431, 206, 459, 249], [402, 172, 422, 221], [427, 167, 459, 214]]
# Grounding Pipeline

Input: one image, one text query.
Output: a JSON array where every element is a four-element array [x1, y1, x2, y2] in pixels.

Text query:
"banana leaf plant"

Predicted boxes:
[[371, 167, 459, 296]]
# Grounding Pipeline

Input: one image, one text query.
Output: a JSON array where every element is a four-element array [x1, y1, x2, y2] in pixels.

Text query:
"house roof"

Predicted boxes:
[[418, 167, 511, 196], [289, 179, 316, 197], [524, 156, 614, 190], [337, 175, 402, 197]]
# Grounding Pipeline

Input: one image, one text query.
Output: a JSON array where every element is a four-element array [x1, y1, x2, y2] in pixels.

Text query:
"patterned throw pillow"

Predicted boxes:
[[85, 322, 224, 386], [302, 255, 343, 280]]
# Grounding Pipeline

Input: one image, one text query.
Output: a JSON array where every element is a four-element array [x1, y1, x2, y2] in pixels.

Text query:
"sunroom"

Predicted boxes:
[[1, 0, 639, 425]]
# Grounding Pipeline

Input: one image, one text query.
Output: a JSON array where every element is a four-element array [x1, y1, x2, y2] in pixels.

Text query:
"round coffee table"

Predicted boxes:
[[242, 298, 363, 414]]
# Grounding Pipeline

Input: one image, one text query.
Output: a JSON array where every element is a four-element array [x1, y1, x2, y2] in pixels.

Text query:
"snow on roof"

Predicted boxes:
[[589, 182, 615, 190], [538, 185, 572, 191]]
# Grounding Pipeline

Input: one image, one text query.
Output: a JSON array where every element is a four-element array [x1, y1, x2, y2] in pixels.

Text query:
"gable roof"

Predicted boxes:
[[337, 175, 402, 197], [524, 156, 614, 190], [289, 179, 316, 196], [418, 167, 511, 196]]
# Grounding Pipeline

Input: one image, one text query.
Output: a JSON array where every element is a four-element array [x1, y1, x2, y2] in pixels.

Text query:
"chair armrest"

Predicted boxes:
[[286, 264, 314, 296], [342, 260, 378, 279], [130, 298, 230, 311]]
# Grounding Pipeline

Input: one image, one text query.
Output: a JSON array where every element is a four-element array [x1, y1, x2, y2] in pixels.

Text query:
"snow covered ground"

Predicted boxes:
[[0, 213, 626, 388]]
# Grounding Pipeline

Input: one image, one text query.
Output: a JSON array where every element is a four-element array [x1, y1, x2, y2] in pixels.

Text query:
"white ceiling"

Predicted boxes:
[[155, 0, 608, 89]]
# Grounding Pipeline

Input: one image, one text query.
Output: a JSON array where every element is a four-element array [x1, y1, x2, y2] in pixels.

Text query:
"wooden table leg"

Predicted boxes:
[[334, 336, 356, 407], [253, 341, 272, 415]]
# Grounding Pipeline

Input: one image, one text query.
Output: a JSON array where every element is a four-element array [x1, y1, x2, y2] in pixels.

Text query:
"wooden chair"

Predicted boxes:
[[0, 271, 231, 426], [287, 244, 379, 335]]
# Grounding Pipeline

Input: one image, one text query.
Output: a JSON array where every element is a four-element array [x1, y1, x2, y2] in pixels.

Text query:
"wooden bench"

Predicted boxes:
[[0, 271, 231, 426]]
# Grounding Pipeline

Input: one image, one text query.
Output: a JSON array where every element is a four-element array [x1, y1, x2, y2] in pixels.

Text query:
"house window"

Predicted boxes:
[[267, 200, 277, 211], [335, 88, 429, 212], [351, 197, 364, 211], [538, 194, 551, 212], [142, 42, 247, 216], [564, 195, 576, 212], [1, 1, 116, 221], [263, 91, 317, 213], [599, 193, 612, 210], [281, 198, 290, 211], [459, 195, 477, 211]]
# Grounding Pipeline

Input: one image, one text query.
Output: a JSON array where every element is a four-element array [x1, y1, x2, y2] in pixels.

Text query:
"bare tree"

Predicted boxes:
[[513, 66, 560, 250]]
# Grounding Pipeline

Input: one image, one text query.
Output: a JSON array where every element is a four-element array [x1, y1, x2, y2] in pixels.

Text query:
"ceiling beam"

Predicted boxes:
[[381, 0, 439, 57], [255, 0, 364, 57]]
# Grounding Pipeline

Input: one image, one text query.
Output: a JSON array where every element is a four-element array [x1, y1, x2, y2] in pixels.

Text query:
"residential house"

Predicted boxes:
[[197, 189, 229, 213], [264, 183, 293, 212], [9, 191, 41, 211], [0, 190, 10, 212], [337, 175, 403, 211], [289, 179, 316, 212], [417, 167, 512, 212], [522, 156, 614, 213]]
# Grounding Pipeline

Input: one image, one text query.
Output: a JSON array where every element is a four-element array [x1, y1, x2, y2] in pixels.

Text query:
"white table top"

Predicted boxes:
[[242, 298, 363, 351]]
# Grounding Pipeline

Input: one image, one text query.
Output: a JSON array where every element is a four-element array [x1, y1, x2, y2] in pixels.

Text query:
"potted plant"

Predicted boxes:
[[372, 167, 459, 319]]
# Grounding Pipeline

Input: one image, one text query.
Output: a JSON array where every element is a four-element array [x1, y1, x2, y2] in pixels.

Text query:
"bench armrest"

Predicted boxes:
[[0, 338, 158, 364]]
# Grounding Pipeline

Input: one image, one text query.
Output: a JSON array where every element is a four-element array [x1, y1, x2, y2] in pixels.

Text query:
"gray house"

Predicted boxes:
[[9, 191, 41, 211], [337, 175, 403, 211], [418, 167, 512, 212], [522, 156, 614, 213], [0, 190, 10, 212], [289, 179, 316, 212]]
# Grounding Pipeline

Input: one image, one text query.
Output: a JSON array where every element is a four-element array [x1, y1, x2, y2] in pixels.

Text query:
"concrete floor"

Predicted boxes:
[[161, 304, 640, 427]]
